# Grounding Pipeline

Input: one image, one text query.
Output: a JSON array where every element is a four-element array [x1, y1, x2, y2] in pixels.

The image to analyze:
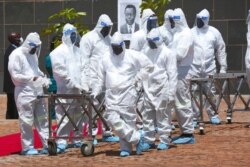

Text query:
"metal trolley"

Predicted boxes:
[[38, 93, 96, 156], [190, 73, 250, 135]]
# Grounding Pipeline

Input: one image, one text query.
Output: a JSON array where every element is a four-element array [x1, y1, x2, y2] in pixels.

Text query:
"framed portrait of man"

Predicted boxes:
[[118, 0, 142, 40]]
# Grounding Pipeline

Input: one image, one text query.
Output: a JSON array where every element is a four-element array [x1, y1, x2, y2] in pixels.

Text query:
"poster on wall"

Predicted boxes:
[[118, 0, 142, 40]]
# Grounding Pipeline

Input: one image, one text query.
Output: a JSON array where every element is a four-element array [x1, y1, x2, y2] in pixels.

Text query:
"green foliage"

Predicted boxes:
[[41, 8, 89, 47], [140, 0, 171, 25]]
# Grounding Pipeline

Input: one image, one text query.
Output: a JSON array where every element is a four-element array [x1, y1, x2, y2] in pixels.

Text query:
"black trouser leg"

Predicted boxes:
[[6, 93, 19, 119]]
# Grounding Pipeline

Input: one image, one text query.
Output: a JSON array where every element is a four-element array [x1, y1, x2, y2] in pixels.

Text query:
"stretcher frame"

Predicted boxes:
[[190, 73, 249, 135], [38, 93, 97, 156]]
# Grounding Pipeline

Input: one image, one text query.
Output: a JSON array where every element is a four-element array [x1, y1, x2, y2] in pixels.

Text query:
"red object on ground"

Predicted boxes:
[[0, 119, 102, 156]]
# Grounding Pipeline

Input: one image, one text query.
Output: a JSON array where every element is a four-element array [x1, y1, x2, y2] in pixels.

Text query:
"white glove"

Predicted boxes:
[[132, 78, 142, 91], [81, 83, 89, 92], [41, 77, 52, 88], [90, 92, 98, 99], [219, 69, 226, 74]]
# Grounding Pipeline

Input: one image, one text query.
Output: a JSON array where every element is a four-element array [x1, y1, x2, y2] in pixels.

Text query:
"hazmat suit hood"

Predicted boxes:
[[146, 28, 163, 49], [95, 14, 113, 38], [21, 32, 42, 57], [163, 9, 174, 30], [62, 23, 77, 47], [195, 9, 210, 29], [172, 8, 188, 32], [111, 32, 125, 56], [141, 8, 157, 33]]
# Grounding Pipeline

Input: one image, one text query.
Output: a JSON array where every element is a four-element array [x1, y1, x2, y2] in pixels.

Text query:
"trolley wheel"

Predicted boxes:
[[199, 124, 205, 135], [199, 129, 205, 135], [81, 143, 94, 156], [48, 140, 57, 156]]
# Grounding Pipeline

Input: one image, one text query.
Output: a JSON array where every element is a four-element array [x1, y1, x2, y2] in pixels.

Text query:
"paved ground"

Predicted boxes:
[[0, 94, 250, 167]]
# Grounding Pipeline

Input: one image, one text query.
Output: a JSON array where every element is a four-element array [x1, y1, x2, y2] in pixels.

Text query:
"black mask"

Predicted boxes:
[[169, 17, 175, 29], [74, 34, 81, 48], [29, 47, 37, 55], [148, 40, 157, 49], [100, 26, 111, 38], [197, 18, 204, 28], [147, 16, 158, 32], [111, 44, 123, 55], [70, 32, 77, 44]]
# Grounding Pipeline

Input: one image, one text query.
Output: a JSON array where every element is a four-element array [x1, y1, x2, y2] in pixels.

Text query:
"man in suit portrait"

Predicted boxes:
[[120, 4, 140, 34]]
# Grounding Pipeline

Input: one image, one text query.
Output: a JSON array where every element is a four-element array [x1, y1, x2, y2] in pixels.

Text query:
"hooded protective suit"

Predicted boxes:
[[50, 23, 88, 148], [8, 32, 49, 152], [158, 9, 174, 46], [190, 9, 227, 121], [142, 28, 177, 147], [129, 8, 156, 51], [168, 8, 195, 136], [245, 10, 250, 87], [80, 14, 113, 88], [80, 14, 120, 140], [92, 32, 153, 155]]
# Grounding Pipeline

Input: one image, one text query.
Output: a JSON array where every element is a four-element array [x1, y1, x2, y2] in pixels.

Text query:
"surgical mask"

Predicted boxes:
[[197, 18, 204, 28], [147, 16, 158, 32], [100, 26, 111, 38], [111, 43, 123, 55], [169, 17, 175, 29]]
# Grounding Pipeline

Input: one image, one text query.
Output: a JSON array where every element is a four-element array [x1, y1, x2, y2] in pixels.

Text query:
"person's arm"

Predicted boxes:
[[8, 53, 33, 84], [91, 58, 106, 97], [133, 52, 154, 83], [80, 34, 92, 80], [165, 50, 177, 101], [213, 28, 227, 73], [174, 32, 193, 61]]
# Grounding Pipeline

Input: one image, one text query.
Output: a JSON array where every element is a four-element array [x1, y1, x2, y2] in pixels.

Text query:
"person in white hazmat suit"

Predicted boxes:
[[129, 9, 158, 129], [91, 32, 154, 157], [130, 8, 158, 51], [190, 9, 227, 126], [8, 32, 50, 155], [80, 14, 119, 143], [158, 9, 174, 46], [141, 28, 177, 151], [245, 10, 250, 88], [50, 23, 89, 153], [168, 8, 195, 144]]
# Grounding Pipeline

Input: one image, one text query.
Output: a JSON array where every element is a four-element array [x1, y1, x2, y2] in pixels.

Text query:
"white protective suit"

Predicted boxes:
[[169, 8, 194, 134], [80, 14, 117, 138], [158, 9, 174, 46], [142, 28, 177, 145], [129, 8, 155, 51], [190, 9, 227, 119], [92, 32, 153, 153], [8, 32, 49, 152], [50, 23, 88, 147], [245, 10, 250, 87], [129, 9, 156, 127], [80, 14, 113, 88]]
